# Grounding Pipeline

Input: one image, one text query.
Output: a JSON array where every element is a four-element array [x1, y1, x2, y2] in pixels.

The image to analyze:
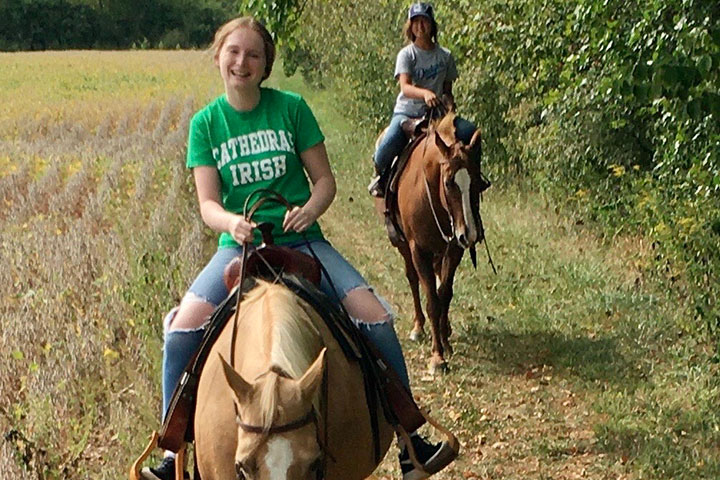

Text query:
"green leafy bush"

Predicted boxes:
[[285, 0, 719, 342]]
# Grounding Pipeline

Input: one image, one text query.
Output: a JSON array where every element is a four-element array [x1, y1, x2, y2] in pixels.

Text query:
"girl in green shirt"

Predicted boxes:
[[141, 15, 456, 480]]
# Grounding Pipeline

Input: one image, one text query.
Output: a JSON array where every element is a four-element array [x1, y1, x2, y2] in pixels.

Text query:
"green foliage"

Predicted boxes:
[[287, 0, 720, 343], [0, 0, 227, 50], [281, 0, 407, 127], [0, 0, 317, 55], [0, 0, 100, 50]]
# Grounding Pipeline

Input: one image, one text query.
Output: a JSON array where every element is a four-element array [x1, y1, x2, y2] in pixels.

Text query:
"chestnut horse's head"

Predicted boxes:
[[430, 113, 483, 249]]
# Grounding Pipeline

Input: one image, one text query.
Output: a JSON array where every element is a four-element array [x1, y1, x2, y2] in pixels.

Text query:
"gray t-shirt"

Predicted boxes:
[[393, 43, 458, 117]]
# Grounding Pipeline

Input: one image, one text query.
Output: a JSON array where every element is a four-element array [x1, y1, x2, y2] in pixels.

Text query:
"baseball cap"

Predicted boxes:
[[408, 2, 434, 21]]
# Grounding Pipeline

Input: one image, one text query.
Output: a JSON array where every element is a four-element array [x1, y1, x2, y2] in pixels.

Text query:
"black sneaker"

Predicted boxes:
[[140, 456, 189, 480], [398, 434, 458, 480]]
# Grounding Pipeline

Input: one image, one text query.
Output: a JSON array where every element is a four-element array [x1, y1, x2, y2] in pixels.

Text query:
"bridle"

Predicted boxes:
[[229, 328, 329, 480], [232, 367, 320, 436], [420, 104, 463, 245], [232, 379, 327, 480], [421, 129, 469, 246], [236, 408, 318, 436]]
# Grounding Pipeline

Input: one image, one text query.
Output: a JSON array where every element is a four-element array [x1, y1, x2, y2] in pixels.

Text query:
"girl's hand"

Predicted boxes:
[[227, 215, 256, 244], [423, 90, 439, 107], [283, 205, 318, 233]]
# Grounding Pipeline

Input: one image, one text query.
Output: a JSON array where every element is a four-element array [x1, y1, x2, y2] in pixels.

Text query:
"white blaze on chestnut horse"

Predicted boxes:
[[194, 280, 394, 480], [377, 112, 484, 374]]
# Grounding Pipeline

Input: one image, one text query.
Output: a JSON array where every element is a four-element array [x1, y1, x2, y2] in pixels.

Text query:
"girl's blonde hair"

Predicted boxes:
[[210, 16, 276, 80], [402, 17, 438, 44]]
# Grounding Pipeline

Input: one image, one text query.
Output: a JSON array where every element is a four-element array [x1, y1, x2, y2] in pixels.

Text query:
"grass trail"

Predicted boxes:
[[0, 51, 717, 480]]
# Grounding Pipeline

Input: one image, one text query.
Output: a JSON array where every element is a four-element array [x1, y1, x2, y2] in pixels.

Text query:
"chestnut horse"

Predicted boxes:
[[388, 113, 483, 373], [194, 279, 394, 480]]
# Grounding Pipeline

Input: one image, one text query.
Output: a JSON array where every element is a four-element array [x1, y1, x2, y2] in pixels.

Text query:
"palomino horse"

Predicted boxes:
[[387, 112, 483, 373], [194, 279, 394, 479]]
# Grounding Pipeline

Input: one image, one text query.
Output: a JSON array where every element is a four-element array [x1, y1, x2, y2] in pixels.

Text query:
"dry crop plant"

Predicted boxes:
[[0, 95, 207, 479]]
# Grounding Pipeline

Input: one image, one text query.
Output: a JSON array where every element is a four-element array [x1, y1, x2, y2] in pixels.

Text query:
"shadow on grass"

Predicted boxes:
[[457, 322, 644, 388], [447, 321, 720, 479]]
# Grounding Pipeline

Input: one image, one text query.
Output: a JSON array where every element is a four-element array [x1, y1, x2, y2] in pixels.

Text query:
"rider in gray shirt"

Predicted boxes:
[[369, 2, 479, 197], [393, 42, 457, 117]]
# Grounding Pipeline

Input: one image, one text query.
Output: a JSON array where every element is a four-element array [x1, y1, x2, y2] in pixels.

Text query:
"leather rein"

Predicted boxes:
[[227, 189, 330, 480], [423, 169, 454, 244]]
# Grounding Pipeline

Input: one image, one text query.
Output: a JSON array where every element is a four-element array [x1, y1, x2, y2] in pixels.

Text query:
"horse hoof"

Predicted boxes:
[[409, 329, 425, 342], [443, 343, 454, 357], [429, 359, 448, 375]]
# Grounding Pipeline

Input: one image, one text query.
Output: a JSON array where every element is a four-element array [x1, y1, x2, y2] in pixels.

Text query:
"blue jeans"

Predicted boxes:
[[185, 239, 368, 305], [161, 239, 411, 418], [373, 113, 477, 174]]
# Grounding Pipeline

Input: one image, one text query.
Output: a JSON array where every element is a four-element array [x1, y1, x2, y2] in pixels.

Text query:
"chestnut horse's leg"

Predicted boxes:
[[399, 241, 426, 341], [409, 242, 446, 373], [437, 245, 464, 357]]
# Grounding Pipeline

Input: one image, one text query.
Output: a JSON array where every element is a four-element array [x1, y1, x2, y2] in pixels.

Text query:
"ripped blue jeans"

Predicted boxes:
[[161, 239, 410, 418]]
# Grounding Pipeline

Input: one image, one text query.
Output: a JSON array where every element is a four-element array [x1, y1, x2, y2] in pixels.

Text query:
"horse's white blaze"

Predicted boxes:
[[265, 437, 293, 480], [455, 168, 477, 244]]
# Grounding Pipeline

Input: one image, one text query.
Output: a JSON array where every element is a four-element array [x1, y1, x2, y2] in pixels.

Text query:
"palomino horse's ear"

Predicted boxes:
[[219, 353, 253, 403], [467, 128, 482, 151], [434, 130, 451, 160], [297, 348, 327, 403]]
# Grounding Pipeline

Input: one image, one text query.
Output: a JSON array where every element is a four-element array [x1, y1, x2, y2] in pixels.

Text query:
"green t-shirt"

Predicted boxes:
[[186, 88, 326, 248]]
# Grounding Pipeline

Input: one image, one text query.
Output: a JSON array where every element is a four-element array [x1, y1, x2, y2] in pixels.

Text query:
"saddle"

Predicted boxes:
[[223, 222, 322, 289]]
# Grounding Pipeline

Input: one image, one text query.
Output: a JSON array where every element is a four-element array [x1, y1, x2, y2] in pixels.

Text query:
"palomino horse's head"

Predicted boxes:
[[219, 350, 326, 479], [430, 113, 483, 249]]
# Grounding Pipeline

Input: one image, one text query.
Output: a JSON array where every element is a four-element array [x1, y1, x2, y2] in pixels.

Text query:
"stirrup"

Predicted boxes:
[[129, 431, 158, 480], [396, 408, 460, 476], [129, 432, 187, 480]]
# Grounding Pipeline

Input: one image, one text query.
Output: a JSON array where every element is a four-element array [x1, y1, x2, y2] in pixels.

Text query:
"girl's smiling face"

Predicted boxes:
[[215, 27, 267, 91], [411, 16, 433, 42]]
